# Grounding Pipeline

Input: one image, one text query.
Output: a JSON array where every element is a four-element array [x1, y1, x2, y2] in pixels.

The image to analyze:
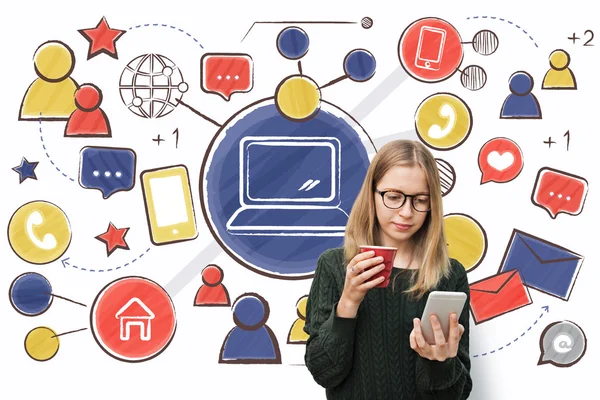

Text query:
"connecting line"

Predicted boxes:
[[176, 99, 222, 128], [51, 327, 89, 338], [240, 20, 357, 42], [319, 74, 349, 90], [46, 292, 87, 307]]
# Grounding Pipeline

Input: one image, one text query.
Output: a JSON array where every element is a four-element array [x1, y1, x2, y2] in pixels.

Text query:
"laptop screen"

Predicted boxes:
[[242, 138, 340, 205]]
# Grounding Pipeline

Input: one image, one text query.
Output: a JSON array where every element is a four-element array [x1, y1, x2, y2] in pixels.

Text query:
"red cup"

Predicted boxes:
[[359, 245, 398, 288]]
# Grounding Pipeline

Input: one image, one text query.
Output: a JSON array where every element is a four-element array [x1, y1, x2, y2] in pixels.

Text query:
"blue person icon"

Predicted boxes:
[[218, 292, 282, 364], [500, 71, 542, 119]]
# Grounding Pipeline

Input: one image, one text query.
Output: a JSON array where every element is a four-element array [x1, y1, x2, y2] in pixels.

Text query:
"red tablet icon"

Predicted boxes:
[[398, 17, 463, 82], [90, 276, 176, 362]]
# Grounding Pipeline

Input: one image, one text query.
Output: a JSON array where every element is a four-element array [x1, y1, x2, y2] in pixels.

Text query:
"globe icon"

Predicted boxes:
[[119, 54, 189, 118]]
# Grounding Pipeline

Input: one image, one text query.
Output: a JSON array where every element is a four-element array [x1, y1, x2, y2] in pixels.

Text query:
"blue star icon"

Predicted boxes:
[[12, 157, 39, 183]]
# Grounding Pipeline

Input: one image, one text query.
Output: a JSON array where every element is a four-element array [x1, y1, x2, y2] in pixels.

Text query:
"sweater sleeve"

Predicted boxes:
[[304, 250, 357, 389], [416, 260, 473, 399]]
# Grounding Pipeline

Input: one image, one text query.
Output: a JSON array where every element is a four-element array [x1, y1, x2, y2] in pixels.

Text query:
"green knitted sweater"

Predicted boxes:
[[304, 247, 472, 399]]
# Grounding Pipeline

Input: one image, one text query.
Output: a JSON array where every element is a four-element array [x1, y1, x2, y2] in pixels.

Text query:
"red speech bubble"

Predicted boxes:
[[478, 137, 524, 184], [201, 53, 253, 101], [531, 167, 588, 219]]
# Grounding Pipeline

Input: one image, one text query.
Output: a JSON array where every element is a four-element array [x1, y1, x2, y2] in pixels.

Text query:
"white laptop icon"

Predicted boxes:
[[226, 136, 348, 236]]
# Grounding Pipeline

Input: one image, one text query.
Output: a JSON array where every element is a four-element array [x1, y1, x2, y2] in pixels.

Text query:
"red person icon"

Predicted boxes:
[[194, 264, 231, 307], [65, 83, 111, 137]]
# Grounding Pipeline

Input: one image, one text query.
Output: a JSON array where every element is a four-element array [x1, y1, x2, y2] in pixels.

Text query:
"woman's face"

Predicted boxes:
[[374, 165, 430, 246]]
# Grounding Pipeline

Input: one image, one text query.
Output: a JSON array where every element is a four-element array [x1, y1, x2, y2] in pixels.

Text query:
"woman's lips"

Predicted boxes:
[[393, 223, 412, 231]]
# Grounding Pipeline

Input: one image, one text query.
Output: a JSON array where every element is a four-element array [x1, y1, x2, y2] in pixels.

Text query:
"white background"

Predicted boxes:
[[1, 0, 598, 398]]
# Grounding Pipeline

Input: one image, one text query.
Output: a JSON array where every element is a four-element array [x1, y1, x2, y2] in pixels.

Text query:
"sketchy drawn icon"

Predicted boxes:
[[500, 71, 542, 119], [219, 293, 282, 364], [275, 75, 322, 121], [399, 18, 462, 82], [12, 157, 38, 183], [459, 64, 487, 91], [542, 49, 577, 90], [472, 29, 499, 56], [415, 93, 472, 151], [498, 229, 584, 300], [91, 276, 176, 362], [469, 270, 533, 324], [435, 159, 456, 196], [478, 137, 524, 184], [141, 165, 198, 246], [8, 201, 72, 264], [78, 16, 126, 60], [65, 83, 111, 137], [9, 272, 53, 316], [201, 53, 253, 101], [95, 222, 130, 257], [25, 327, 60, 362], [343, 49, 376, 82], [444, 213, 487, 272], [531, 167, 588, 219], [79, 146, 136, 199], [287, 295, 310, 344], [194, 264, 231, 307], [119, 54, 188, 118], [226, 136, 348, 236], [538, 320, 586, 367], [277, 26, 310, 59], [18, 40, 78, 121], [116, 298, 155, 341]]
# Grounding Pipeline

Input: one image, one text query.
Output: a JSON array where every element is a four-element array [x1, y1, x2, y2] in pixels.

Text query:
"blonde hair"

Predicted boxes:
[[343, 139, 451, 299]]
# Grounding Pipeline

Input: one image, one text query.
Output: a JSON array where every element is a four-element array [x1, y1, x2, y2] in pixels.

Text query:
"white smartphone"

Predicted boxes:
[[420, 291, 467, 345]]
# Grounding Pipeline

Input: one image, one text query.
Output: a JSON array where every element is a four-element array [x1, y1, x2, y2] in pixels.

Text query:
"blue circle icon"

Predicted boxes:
[[277, 27, 309, 60], [10, 272, 53, 316], [233, 294, 267, 328], [344, 49, 376, 82], [201, 97, 374, 279], [509, 71, 534, 95]]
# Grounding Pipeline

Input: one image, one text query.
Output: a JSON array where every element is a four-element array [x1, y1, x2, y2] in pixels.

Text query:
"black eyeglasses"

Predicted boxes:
[[375, 190, 431, 212]]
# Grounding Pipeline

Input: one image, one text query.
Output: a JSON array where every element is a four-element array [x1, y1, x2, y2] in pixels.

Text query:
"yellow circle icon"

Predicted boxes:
[[25, 327, 60, 361], [415, 93, 472, 150], [34, 41, 74, 81], [549, 50, 569, 70], [8, 201, 72, 264], [297, 296, 308, 318], [444, 213, 487, 272], [275, 75, 321, 120]]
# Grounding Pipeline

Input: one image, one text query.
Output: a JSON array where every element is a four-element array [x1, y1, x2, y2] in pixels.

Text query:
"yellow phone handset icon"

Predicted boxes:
[[26, 211, 57, 250], [427, 103, 457, 139], [415, 93, 472, 150], [8, 201, 72, 265]]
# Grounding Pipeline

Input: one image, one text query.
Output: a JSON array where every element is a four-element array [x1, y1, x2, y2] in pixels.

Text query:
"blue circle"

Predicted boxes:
[[10, 273, 52, 316], [344, 49, 376, 82], [277, 27, 309, 60], [509, 71, 533, 95], [201, 98, 373, 279], [234, 296, 265, 327]]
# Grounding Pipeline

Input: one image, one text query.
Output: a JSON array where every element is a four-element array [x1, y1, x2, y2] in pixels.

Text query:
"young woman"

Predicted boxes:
[[304, 140, 472, 399]]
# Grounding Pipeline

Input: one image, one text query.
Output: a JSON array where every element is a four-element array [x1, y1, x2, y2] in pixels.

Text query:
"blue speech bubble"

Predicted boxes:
[[79, 146, 136, 199]]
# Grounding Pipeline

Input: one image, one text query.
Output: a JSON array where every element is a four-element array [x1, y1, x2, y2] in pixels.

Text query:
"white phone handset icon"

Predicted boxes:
[[26, 211, 57, 250], [428, 103, 456, 139]]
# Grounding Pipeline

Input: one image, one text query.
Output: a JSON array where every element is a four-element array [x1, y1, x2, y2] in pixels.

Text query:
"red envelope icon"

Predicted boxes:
[[469, 270, 532, 324]]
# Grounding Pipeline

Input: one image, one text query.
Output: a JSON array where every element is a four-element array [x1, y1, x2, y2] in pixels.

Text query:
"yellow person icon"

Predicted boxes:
[[8, 201, 72, 264], [444, 213, 487, 272], [415, 93, 472, 151]]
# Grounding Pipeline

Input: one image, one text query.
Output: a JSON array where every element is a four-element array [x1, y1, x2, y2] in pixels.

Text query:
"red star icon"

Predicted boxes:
[[95, 222, 130, 257], [78, 17, 126, 60]]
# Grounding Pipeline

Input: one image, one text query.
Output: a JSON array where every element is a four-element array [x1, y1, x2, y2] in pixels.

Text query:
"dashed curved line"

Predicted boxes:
[[466, 16, 539, 48], [473, 310, 547, 358], [128, 23, 204, 48], [38, 118, 76, 182], [63, 248, 152, 273]]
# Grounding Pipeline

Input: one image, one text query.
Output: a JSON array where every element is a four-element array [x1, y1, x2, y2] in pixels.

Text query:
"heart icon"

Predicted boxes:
[[487, 151, 514, 171]]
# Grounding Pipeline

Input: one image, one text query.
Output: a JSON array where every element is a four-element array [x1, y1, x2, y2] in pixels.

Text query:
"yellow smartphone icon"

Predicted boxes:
[[141, 165, 198, 245]]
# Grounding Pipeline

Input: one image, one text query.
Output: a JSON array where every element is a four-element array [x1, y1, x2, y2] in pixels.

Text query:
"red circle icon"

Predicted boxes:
[[90, 276, 176, 362], [398, 17, 464, 83]]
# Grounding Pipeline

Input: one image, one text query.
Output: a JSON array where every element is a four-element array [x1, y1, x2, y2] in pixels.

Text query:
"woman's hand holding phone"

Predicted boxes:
[[409, 313, 465, 362], [337, 251, 386, 318]]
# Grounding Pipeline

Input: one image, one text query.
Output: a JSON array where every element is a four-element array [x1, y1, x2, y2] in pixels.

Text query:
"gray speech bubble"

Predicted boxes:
[[538, 320, 587, 367]]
